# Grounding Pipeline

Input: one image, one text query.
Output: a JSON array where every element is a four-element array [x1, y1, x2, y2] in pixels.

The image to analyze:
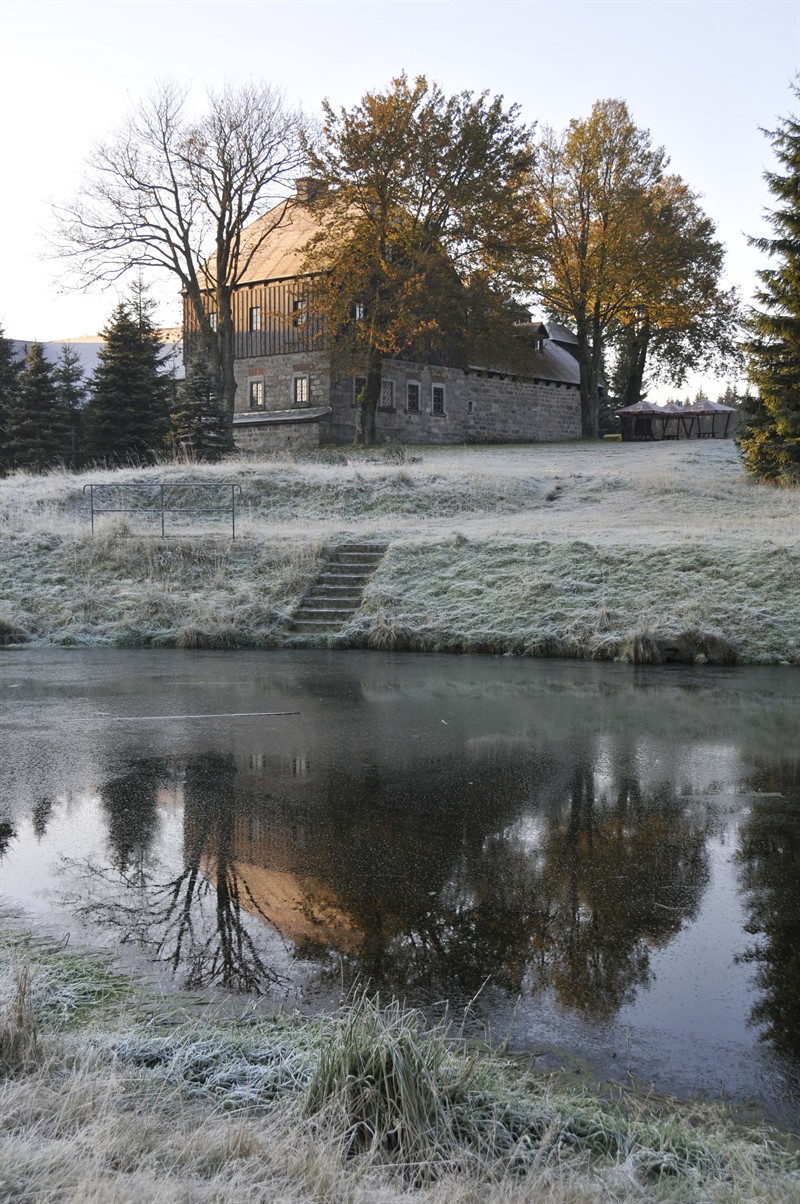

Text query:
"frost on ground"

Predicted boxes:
[[0, 441, 798, 663], [1, 932, 798, 1204]]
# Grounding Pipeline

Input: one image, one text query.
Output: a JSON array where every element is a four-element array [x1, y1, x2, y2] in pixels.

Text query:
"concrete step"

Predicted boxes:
[[304, 597, 362, 608], [294, 605, 355, 617], [329, 559, 383, 569], [290, 621, 346, 630], [307, 587, 363, 597], [288, 541, 387, 633], [329, 553, 385, 564], [319, 571, 372, 581]]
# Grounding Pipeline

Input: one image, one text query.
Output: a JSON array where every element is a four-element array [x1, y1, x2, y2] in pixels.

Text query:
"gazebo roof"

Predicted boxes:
[[686, 399, 738, 413], [614, 400, 668, 415]]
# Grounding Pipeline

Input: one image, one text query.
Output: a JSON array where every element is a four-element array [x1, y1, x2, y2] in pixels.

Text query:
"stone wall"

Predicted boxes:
[[233, 417, 324, 455], [327, 360, 582, 444], [232, 351, 581, 446]]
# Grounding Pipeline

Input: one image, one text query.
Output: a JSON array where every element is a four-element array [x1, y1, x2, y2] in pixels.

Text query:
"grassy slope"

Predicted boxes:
[[1, 922, 798, 1203], [0, 440, 798, 663]]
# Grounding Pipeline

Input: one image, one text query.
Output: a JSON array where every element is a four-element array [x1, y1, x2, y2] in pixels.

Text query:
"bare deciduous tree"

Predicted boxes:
[[54, 80, 304, 442]]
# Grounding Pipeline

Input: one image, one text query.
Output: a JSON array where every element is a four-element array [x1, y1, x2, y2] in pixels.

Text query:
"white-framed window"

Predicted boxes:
[[292, 297, 308, 327], [249, 305, 262, 332], [352, 376, 367, 408], [293, 374, 310, 406], [208, 312, 218, 332], [379, 380, 395, 410], [406, 382, 420, 413], [352, 300, 365, 321], [432, 385, 446, 415], [249, 379, 264, 409]]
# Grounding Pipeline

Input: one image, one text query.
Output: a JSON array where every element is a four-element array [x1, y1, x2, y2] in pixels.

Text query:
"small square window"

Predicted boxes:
[[249, 380, 264, 409], [249, 306, 262, 332], [293, 375, 310, 406], [352, 376, 367, 408], [407, 382, 420, 413], [432, 385, 446, 415], [379, 380, 395, 410], [292, 297, 308, 327], [208, 312, 218, 332]]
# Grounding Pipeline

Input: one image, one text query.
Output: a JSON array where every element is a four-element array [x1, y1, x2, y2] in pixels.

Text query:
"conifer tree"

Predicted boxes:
[[84, 284, 171, 465], [7, 342, 73, 470], [739, 86, 800, 483], [168, 356, 228, 461], [53, 343, 87, 469], [0, 324, 22, 473]]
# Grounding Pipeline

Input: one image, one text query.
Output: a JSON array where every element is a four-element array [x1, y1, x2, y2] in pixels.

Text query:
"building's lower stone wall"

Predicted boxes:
[[233, 419, 324, 455], [328, 361, 581, 444], [231, 352, 581, 446]]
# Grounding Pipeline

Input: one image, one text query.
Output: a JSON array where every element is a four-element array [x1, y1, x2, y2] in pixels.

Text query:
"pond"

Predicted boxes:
[[0, 649, 798, 1128]]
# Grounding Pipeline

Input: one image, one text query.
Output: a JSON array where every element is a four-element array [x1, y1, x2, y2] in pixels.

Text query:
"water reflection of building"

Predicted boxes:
[[179, 715, 713, 1017]]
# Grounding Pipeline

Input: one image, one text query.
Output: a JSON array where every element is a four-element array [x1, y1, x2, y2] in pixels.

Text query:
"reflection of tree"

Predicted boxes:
[[536, 763, 708, 1016], [254, 751, 709, 1019], [170, 752, 282, 991], [101, 759, 164, 873], [31, 796, 55, 840], [0, 820, 14, 858], [70, 753, 283, 993], [736, 765, 800, 1063]]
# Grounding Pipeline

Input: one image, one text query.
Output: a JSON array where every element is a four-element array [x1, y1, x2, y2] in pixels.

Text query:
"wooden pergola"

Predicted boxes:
[[616, 399, 738, 441]]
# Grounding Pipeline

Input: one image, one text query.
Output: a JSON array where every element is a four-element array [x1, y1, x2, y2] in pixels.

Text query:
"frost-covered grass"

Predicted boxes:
[[1, 441, 798, 661], [1, 928, 798, 1203]]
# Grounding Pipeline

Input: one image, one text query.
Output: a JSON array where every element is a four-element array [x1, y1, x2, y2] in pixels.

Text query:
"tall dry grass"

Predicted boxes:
[[1, 935, 797, 1204]]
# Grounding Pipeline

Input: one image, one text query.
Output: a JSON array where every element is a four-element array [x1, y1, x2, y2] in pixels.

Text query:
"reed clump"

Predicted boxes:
[[0, 963, 41, 1077]]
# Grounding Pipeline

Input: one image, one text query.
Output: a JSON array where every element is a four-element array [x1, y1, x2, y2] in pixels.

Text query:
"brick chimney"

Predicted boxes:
[[294, 177, 327, 204]]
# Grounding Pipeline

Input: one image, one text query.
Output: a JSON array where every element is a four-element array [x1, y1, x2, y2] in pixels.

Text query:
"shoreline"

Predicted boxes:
[[1, 910, 798, 1202]]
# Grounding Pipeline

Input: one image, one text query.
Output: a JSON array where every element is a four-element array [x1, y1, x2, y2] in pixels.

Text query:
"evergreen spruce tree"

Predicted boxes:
[[84, 283, 171, 465], [0, 324, 22, 474], [739, 86, 800, 483], [7, 342, 73, 471], [53, 343, 87, 469], [168, 356, 228, 461]]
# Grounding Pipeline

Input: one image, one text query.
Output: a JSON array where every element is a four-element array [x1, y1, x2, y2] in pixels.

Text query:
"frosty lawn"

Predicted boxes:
[[1, 440, 798, 663]]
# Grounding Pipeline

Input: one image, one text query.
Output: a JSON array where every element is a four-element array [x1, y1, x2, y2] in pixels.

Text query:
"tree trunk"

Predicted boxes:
[[354, 347, 381, 447], [186, 282, 236, 453], [216, 285, 237, 453], [623, 320, 650, 404], [575, 317, 595, 438], [614, 319, 651, 405]]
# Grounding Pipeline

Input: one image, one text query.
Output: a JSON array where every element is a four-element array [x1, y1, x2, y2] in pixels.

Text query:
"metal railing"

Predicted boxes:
[[83, 482, 243, 539]]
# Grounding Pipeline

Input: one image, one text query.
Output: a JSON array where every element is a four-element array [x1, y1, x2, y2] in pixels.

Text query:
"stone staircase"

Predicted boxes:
[[290, 543, 387, 634]]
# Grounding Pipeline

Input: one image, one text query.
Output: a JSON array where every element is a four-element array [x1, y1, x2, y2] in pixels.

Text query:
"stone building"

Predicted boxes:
[[183, 181, 584, 451]]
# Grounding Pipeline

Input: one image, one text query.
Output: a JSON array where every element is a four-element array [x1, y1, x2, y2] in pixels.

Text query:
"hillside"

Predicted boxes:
[[0, 441, 798, 664]]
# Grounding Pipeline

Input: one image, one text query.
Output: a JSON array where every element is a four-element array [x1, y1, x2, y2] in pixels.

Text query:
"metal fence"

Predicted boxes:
[[83, 482, 243, 539]]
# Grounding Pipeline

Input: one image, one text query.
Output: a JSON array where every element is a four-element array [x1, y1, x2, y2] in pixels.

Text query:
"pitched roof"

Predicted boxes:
[[233, 198, 329, 285]]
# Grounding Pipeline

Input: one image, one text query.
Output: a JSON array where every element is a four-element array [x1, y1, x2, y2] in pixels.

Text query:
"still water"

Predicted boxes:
[[0, 649, 798, 1126]]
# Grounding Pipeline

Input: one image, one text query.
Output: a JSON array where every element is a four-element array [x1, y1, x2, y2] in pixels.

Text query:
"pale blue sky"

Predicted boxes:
[[1, 0, 798, 396]]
